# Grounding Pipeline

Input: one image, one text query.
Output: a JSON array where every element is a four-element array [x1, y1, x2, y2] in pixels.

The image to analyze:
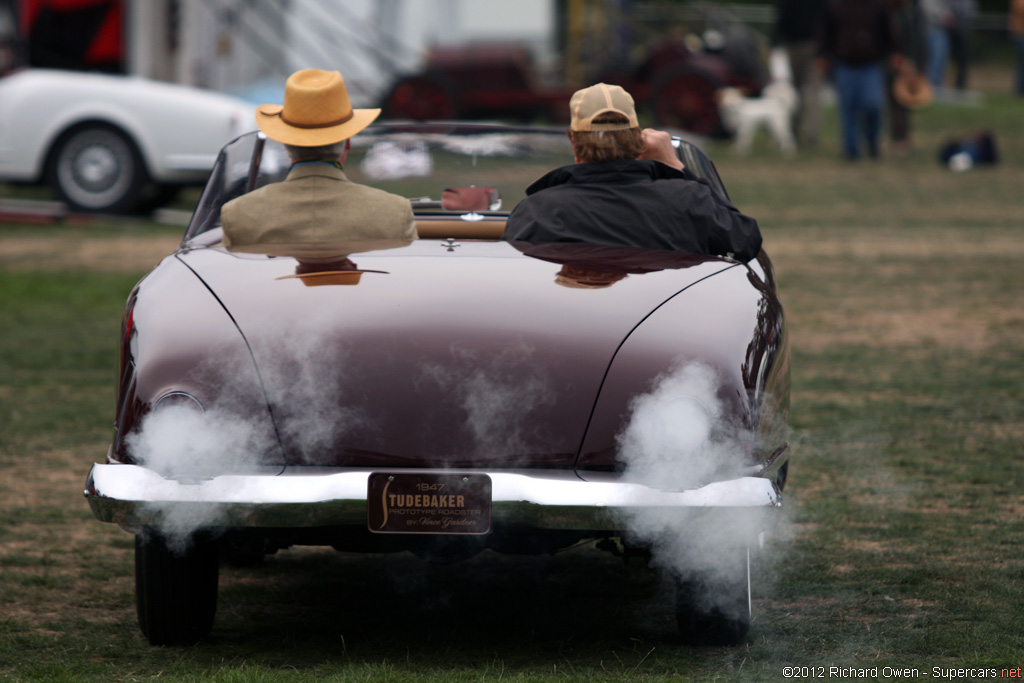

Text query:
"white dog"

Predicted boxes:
[[716, 50, 799, 156], [716, 82, 799, 157]]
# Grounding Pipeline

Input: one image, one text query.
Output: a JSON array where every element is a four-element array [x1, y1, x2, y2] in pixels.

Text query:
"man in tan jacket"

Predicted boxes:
[[222, 69, 416, 258]]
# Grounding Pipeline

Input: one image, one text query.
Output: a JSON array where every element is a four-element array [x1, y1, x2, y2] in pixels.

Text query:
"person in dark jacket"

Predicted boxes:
[[502, 83, 762, 263], [773, 0, 826, 146], [818, 0, 902, 160]]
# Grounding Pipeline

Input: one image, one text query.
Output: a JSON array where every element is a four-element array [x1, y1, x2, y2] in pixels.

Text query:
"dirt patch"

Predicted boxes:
[[792, 306, 1024, 352], [766, 228, 1024, 352], [0, 233, 181, 273], [768, 231, 1024, 261]]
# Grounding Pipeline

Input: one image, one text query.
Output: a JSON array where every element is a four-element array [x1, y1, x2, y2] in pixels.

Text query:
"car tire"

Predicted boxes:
[[674, 547, 751, 646], [135, 529, 219, 646], [136, 184, 183, 213], [650, 64, 726, 138], [46, 123, 149, 214]]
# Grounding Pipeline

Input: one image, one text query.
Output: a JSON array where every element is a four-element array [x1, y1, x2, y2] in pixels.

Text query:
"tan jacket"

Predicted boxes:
[[1011, 0, 1024, 37], [221, 163, 417, 253]]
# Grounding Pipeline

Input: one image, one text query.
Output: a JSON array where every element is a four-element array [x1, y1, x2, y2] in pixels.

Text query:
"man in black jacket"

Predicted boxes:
[[502, 83, 762, 263], [774, 0, 826, 146]]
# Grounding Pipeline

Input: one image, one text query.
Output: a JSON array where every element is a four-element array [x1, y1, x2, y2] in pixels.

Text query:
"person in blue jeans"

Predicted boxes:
[[922, 0, 953, 90], [947, 0, 977, 91], [818, 0, 902, 160], [1011, 0, 1024, 96]]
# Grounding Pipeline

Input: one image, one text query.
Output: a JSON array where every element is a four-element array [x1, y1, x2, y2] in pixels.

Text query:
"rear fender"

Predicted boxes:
[[576, 263, 787, 481], [112, 256, 283, 468]]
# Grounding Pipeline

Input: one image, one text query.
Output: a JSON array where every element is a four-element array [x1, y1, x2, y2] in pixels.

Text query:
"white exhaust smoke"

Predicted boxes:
[[249, 318, 370, 463], [614, 361, 757, 618], [125, 404, 271, 480], [125, 402, 275, 552], [417, 341, 556, 457]]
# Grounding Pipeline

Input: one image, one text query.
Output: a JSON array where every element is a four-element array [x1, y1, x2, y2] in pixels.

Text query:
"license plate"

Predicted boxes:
[[367, 472, 491, 535]]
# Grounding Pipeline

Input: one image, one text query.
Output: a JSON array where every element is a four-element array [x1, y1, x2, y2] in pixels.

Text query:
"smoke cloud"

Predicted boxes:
[[614, 361, 759, 619], [125, 401, 275, 552], [126, 403, 271, 480], [124, 315, 372, 550], [617, 361, 749, 491], [248, 317, 370, 463], [417, 341, 556, 457], [124, 327, 561, 550]]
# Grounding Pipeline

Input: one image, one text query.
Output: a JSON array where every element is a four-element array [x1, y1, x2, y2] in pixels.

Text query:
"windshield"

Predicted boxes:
[[183, 123, 728, 243]]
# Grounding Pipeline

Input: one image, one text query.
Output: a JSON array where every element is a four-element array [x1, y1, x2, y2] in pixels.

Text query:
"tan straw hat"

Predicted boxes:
[[256, 69, 380, 146], [892, 70, 934, 110], [569, 83, 639, 132]]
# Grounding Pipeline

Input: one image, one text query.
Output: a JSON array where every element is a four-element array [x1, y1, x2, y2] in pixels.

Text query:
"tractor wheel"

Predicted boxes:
[[382, 74, 459, 121], [650, 65, 726, 137]]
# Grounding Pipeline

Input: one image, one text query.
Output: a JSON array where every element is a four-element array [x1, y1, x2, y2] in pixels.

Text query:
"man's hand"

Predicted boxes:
[[640, 129, 684, 171]]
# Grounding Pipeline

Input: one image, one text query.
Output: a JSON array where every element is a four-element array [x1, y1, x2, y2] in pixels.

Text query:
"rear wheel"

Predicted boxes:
[[674, 547, 751, 646], [47, 123, 148, 213], [135, 529, 219, 646]]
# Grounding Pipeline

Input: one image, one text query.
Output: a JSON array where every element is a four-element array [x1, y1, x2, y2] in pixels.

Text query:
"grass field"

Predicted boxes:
[[1, 67, 1022, 681]]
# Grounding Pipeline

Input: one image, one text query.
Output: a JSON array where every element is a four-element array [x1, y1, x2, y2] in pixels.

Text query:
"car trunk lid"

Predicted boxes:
[[180, 239, 736, 469]]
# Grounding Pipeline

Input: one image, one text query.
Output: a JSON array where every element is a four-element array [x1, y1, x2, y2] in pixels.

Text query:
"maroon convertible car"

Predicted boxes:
[[84, 124, 790, 646]]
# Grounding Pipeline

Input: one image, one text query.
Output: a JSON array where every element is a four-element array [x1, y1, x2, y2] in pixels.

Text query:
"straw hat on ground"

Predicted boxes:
[[255, 68, 380, 146]]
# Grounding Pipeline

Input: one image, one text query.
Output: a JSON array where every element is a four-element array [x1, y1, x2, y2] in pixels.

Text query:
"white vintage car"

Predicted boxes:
[[0, 69, 255, 213]]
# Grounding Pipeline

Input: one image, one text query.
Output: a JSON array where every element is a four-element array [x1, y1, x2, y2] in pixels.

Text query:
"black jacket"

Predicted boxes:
[[774, 0, 826, 44], [819, 0, 899, 65], [502, 160, 763, 263]]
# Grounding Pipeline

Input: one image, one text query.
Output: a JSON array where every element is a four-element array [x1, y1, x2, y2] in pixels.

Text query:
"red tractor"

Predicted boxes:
[[382, 23, 765, 137]]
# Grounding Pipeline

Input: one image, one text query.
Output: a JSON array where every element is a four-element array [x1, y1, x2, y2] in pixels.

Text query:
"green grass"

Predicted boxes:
[[2, 72, 1024, 681]]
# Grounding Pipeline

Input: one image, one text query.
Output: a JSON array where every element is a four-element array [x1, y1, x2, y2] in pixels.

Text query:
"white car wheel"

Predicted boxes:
[[49, 125, 147, 213]]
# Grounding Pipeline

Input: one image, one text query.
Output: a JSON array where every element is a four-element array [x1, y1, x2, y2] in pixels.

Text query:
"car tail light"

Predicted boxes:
[[118, 295, 136, 391]]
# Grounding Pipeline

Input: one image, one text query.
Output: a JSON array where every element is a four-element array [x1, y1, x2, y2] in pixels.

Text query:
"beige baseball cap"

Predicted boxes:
[[569, 83, 639, 132]]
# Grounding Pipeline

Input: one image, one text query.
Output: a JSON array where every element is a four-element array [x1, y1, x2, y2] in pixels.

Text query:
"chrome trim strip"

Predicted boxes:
[[85, 464, 782, 533]]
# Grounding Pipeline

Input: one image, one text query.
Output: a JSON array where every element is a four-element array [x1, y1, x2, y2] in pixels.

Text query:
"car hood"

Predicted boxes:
[[179, 239, 738, 468]]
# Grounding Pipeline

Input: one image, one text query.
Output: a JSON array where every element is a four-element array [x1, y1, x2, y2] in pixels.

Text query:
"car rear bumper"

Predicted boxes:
[[84, 463, 782, 536]]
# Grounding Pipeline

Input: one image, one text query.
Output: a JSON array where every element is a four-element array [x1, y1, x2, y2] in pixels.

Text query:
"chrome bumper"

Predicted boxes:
[[85, 464, 782, 534]]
